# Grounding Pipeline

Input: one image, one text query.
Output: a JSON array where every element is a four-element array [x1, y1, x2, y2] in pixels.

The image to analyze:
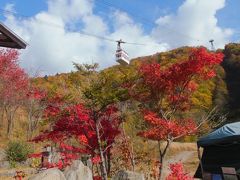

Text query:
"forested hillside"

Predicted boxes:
[[1, 44, 240, 179], [222, 43, 240, 120], [33, 46, 228, 121]]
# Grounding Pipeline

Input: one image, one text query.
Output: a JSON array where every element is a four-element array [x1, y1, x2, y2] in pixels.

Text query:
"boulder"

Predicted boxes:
[[25, 158, 32, 166], [112, 170, 145, 180], [64, 160, 92, 180], [29, 168, 66, 180], [51, 151, 61, 164]]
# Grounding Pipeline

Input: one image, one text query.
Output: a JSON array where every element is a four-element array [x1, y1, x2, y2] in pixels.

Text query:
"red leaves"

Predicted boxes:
[[27, 88, 46, 100], [166, 163, 193, 180], [189, 47, 223, 65], [78, 135, 88, 144], [59, 142, 87, 154], [31, 103, 121, 167], [135, 48, 223, 142], [33, 103, 94, 148], [93, 176, 102, 180], [28, 153, 42, 158], [137, 48, 223, 110], [92, 156, 101, 164], [138, 111, 197, 141], [206, 70, 216, 78], [0, 49, 29, 105], [45, 161, 65, 170]]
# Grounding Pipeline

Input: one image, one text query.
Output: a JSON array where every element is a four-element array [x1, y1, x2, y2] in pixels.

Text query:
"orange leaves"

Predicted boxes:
[[78, 135, 88, 144], [206, 70, 216, 78], [187, 81, 198, 92]]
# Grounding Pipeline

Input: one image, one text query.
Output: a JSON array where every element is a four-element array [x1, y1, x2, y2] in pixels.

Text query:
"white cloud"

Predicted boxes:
[[2, 0, 233, 75], [107, 11, 168, 62], [152, 0, 233, 49], [47, 0, 93, 22], [4, 3, 16, 12]]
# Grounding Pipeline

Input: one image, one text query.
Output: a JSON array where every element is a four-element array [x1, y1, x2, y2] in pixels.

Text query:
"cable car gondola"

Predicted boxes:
[[115, 39, 130, 65]]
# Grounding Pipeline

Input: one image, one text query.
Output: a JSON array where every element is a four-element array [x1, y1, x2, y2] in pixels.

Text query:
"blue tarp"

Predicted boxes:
[[197, 122, 240, 147]]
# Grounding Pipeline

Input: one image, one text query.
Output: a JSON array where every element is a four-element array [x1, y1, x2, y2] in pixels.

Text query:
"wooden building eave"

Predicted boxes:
[[0, 22, 27, 49]]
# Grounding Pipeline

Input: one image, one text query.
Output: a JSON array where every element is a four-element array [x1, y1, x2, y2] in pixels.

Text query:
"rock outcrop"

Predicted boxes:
[[112, 170, 145, 180], [64, 160, 92, 180], [29, 168, 66, 180]]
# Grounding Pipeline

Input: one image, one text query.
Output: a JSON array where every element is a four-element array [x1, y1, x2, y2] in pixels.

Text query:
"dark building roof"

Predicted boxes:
[[195, 122, 240, 178], [197, 122, 240, 147], [0, 22, 27, 49]]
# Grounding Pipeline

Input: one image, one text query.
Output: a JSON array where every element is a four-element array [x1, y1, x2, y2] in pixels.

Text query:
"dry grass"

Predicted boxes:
[[0, 166, 35, 180], [168, 142, 197, 152], [165, 142, 199, 177], [127, 141, 200, 179]]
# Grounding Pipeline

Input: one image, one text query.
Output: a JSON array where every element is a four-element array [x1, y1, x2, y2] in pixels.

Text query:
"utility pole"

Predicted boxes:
[[116, 39, 126, 50], [209, 39, 215, 51]]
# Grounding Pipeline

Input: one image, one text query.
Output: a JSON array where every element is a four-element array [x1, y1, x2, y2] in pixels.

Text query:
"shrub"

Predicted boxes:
[[5, 141, 33, 163], [30, 158, 41, 168], [166, 163, 193, 180]]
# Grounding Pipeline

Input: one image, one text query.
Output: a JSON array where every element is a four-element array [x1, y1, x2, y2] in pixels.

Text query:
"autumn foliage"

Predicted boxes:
[[0, 49, 29, 136], [166, 163, 193, 180], [136, 48, 224, 141], [136, 47, 223, 108], [138, 110, 197, 141], [0, 49, 28, 100], [129, 47, 224, 179], [0, 45, 226, 180], [31, 102, 121, 168]]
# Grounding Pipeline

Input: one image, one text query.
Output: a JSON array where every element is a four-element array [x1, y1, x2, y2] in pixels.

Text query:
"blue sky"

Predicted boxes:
[[0, 0, 47, 17], [0, 0, 239, 33], [0, 0, 239, 74]]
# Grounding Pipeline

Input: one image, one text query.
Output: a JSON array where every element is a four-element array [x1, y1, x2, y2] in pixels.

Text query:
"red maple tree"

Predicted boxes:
[[31, 102, 121, 174], [0, 49, 29, 136], [129, 47, 223, 179]]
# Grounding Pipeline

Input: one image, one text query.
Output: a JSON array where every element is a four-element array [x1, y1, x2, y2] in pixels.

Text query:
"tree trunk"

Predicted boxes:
[[129, 142, 135, 172], [104, 153, 108, 174], [5, 106, 18, 138], [0, 107, 4, 127], [122, 122, 135, 171], [95, 122, 108, 180], [158, 140, 171, 180], [159, 153, 164, 180], [107, 151, 111, 175], [6, 112, 13, 138], [7, 118, 12, 138], [27, 108, 33, 140], [158, 141, 162, 180], [91, 160, 94, 180]]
